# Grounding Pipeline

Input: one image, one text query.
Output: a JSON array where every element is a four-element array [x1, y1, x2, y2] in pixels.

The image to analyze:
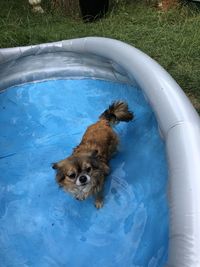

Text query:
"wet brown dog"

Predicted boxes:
[[52, 101, 133, 208]]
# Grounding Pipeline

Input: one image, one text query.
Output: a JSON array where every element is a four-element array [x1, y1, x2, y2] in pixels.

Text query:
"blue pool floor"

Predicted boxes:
[[0, 79, 168, 267]]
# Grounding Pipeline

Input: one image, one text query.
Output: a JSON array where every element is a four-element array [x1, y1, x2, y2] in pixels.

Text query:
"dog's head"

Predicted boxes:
[[52, 150, 109, 200]]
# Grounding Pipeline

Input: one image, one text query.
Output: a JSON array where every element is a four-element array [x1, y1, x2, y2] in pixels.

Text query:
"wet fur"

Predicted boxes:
[[52, 101, 133, 208]]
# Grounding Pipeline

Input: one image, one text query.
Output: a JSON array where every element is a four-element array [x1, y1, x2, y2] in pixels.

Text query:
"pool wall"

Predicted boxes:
[[1, 37, 200, 267]]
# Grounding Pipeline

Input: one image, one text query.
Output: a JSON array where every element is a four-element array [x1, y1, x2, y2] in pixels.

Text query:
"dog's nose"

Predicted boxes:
[[79, 175, 87, 184]]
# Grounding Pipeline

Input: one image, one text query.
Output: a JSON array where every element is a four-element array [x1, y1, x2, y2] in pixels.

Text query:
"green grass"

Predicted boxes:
[[0, 0, 200, 111]]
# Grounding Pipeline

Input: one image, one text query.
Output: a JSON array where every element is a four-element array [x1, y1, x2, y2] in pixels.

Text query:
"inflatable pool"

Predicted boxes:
[[0, 37, 200, 267]]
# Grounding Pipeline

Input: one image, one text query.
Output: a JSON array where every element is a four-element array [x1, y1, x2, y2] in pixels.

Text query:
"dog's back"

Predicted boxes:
[[74, 101, 133, 161]]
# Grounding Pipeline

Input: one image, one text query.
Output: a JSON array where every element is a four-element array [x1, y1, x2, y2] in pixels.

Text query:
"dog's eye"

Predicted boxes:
[[68, 173, 76, 179], [86, 166, 91, 173]]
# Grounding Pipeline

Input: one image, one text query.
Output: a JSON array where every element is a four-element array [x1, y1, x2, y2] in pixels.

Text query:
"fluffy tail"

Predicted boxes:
[[99, 101, 134, 124]]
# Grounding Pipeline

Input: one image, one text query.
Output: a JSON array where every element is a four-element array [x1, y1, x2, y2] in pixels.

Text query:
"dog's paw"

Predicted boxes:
[[95, 199, 103, 209]]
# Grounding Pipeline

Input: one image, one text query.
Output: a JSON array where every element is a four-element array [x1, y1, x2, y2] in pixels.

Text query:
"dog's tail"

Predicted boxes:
[[99, 101, 134, 124]]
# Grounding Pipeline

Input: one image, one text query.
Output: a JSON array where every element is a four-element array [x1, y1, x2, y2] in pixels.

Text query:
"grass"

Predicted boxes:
[[0, 0, 200, 111]]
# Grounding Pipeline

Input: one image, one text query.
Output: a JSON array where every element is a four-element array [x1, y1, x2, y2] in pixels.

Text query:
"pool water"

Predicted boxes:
[[0, 79, 168, 267]]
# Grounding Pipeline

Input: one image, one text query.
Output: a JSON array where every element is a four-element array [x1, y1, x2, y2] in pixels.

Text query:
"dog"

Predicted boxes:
[[52, 101, 133, 209]]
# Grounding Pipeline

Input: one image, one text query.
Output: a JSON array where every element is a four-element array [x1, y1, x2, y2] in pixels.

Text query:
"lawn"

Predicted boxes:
[[0, 0, 200, 111]]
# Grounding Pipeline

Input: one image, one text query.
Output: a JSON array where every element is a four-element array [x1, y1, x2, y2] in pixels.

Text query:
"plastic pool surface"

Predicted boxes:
[[0, 79, 168, 267]]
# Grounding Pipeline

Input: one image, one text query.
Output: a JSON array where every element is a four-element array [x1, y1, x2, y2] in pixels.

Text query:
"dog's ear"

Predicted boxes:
[[91, 159, 110, 176], [52, 160, 65, 170], [90, 151, 110, 176], [90, 149, 99, 159], [52, 163, 58, 170], [101, 162, 110, 175], [52, 162, 66, 184], [89, 150, 99, 166]]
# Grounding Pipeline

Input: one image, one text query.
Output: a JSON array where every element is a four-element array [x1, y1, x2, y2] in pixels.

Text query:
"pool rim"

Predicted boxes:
[[0, 37, 200, 267]]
